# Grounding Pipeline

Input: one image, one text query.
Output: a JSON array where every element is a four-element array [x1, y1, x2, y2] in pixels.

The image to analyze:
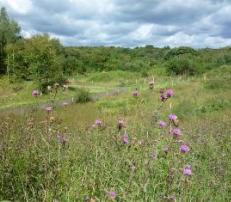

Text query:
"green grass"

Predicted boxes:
[[0, 68, 231, 201], [0, 76, 76, 109]]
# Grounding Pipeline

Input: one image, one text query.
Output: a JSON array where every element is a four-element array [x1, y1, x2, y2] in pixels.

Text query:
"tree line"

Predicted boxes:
[[1, 7, 231, 92]]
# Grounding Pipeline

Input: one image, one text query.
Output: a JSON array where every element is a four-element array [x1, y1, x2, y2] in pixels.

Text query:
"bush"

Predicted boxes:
[[167, 57, 198, 75], [38, 76, 67, 93], [75, 88, 92, 103], [141, 69, 149, 77], [164, 47, 198, 60]]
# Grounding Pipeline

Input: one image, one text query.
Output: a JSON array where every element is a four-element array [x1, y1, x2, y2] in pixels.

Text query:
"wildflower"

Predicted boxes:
[[95, 119, 103, 127], [45, 106, 53, 114], [107, 191, 117, 200], [160, 93, 168, 102], [117, 119, 125, 130], [180, 144, 190, 153], [183, 165, 192, 176], [166, 89, 174, 98], [170, 128, 182, 138], [168, 114, 177, 121], [169, 114, 179, 127], [159, 120, 167, 128], [132, 88, 139, 97], [123, 133, 129, 144], [32, 90, 40, 97]]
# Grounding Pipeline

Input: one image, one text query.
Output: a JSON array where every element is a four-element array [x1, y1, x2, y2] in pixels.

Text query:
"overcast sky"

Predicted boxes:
[[1, 0, 231, 48]]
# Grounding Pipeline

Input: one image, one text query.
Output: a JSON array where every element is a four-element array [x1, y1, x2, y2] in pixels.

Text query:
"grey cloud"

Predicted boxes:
[[1, 0, 231, 47], [111, 0, 219, 25]]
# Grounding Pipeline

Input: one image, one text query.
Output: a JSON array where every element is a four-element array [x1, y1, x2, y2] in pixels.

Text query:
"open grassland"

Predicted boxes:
[[0, 71, 141, 110], [0, 66, 231, 201]]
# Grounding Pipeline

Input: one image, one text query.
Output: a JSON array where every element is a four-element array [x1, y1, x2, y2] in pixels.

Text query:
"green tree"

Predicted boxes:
[[0, 7, 20, 74], [6, 34, 66, 92], [167, 57, 198, 75]]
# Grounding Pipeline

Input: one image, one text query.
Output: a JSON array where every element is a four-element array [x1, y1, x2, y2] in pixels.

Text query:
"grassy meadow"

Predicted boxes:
[[0, 66, 231, 201]]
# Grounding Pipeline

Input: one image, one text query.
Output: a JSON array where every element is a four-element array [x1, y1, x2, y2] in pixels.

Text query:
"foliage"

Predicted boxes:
[[0, 7, 21, 74], [0, 73, 231, 201], [1, 7, 231, 81], [204, 65, 231, 90], [74, 88, 92, 103], [164, 46, 198, 60], [6, 34, 66, 92], [167, 57, 199, 75]]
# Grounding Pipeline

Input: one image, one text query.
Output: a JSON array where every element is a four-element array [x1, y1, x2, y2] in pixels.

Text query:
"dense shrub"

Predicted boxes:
[[167, 57, 198, 75], [164, 47, 198, 60], [75, 88, 92, 103]]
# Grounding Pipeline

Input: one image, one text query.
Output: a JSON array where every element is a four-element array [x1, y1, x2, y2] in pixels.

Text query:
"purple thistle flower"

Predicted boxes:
[[123, 133, 129, 144], [160, 94, 168, 102], [166, 89, 174, 98], [170, 128, 182, 138], [45, 106, 52, 113], [159, 120, 167, 128], [32, 90, 40, 97], [107, 191, 117, 200], [180, 144, 190, 153], [95, 119, 102, 126], [168, 114, 178, 121], [183, 165, 192, 176], [132, 90, 139, 97]]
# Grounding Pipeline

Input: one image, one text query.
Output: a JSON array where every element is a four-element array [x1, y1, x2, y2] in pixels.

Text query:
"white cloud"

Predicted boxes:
[[1, 0, 32, 14], [130, 24, 153, 40], [0, 0, 231, 47]]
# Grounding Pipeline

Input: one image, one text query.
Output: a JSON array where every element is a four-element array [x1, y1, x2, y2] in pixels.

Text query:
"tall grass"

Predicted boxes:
[[0, 71, 231, 201]]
